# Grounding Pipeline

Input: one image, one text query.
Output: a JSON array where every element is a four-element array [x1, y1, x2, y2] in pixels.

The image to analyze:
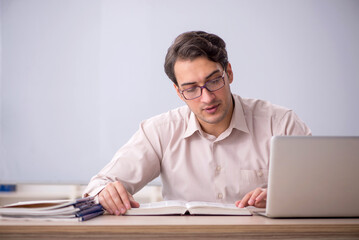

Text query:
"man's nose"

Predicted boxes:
[[200, 87, 215, 103]]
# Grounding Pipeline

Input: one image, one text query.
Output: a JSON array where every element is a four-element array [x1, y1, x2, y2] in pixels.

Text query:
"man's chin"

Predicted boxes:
[[199, 114, 225, 125]]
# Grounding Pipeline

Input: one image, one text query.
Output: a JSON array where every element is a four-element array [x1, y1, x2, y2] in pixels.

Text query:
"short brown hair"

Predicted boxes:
[[164, 31, 229, 86]]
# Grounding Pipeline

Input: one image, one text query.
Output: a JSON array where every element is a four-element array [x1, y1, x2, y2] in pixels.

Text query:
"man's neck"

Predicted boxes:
[[201, 123, 229, 138], [199, 96, 235, 138]]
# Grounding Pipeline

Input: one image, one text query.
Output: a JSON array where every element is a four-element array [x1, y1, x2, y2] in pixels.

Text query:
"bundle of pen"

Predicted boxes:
[[0, 196, 104, 222], [73, 197, 104, 221]]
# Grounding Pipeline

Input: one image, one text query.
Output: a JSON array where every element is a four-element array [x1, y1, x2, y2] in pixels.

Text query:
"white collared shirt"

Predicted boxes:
[[83, 94, 311, 203]]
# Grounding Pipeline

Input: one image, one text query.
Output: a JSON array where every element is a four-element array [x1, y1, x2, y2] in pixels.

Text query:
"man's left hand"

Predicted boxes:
[[235, 187, 267, 208]]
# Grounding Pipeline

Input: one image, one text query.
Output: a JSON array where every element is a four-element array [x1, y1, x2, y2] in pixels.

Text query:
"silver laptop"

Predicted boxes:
[[260, 136, 359, 218]]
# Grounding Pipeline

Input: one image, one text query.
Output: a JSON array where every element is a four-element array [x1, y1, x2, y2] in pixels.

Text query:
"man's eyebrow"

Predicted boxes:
[[205, 69, 220, 79], [180, 70, 221, 87]]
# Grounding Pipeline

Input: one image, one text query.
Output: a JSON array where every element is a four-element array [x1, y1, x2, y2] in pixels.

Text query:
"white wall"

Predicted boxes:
[[1, 0, 359, 184]]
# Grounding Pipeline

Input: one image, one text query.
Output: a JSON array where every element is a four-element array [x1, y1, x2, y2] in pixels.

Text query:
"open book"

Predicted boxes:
[[125, 201, 252, 216]]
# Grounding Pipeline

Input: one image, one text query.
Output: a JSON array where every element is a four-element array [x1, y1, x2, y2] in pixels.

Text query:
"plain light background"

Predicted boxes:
[[1, 0, 358, 184]]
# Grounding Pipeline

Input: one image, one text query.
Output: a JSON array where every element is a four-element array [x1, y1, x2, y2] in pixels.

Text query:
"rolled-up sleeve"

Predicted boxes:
[[83, 121, 162, 197]]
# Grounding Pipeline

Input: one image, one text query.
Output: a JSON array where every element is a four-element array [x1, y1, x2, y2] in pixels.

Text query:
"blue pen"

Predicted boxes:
[[75, 196, 95, 203], [76, 204, 103, 217], [79, 210, 104, 221]]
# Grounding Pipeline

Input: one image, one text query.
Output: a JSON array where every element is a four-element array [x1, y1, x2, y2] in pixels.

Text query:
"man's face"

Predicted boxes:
[[174, 57, 234, 133]]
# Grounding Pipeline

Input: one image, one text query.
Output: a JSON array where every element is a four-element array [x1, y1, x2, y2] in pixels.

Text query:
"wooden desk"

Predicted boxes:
[[1, 215, 359, 240]]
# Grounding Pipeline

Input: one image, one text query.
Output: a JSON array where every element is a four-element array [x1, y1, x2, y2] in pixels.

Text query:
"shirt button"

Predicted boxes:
[[218, 193, 223, 199], [257, 171, 263, 177], [216, 165, 221, 172]]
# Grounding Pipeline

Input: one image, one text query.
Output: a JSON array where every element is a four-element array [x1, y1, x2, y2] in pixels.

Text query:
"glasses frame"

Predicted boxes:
[[180, 70, 226, 100]]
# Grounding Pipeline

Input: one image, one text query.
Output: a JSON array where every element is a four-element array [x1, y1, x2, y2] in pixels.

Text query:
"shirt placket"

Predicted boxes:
[[212, 140, 225, 202]]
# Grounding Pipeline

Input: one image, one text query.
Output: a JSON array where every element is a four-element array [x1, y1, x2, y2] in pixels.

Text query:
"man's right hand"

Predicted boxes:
[[98, 181, 140, 216]]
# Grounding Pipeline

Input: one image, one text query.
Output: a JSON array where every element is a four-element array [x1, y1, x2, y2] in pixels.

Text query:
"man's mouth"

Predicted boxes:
[[204, 104, 220, 114]]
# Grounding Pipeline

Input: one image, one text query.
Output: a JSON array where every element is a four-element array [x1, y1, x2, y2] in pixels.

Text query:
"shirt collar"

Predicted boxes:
[[183, 111, 201, 139], [183, 94, 250, 139], [229, 94, 250, 134]]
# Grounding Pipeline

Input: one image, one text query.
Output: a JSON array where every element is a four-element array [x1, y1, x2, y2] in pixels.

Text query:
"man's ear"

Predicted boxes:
[[174, 83, 185, 101], [226, 62, 234, 84]]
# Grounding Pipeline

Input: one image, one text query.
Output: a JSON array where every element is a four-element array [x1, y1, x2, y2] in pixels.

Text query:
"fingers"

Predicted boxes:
[[254, 189, 267, 208], [98, 188, 115, 215], [236, 188, 267, 208], [255, 189, 267, 202], [113, 182, 131, 211], [98, 181, 138, 216], [129, 194, 140, 208], [237, 190, 253, 208], [248, 188, 263, 206], [98, 183, 124, 215]]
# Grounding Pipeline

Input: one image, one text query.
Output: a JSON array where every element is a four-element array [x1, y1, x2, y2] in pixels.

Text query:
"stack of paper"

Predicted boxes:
[[0, 197, 104, 222]]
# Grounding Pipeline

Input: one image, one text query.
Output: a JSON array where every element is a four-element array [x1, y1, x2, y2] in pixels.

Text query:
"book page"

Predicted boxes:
[[3, 200, 72, 209], [0, 205, 78, 216], [184, 201, 252, 216], [138, 200, 187, 209], [125, 201, 188, 215], [185, 201, 238, 209], [0, 215, 80, 222]]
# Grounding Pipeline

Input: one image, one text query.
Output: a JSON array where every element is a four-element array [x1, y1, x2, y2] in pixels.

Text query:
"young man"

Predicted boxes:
[[83, 31, 311, 216]]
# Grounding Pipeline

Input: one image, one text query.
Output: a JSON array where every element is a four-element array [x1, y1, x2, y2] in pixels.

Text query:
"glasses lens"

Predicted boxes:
[[183, 87, 201, 100], [182, 74, 225, 100], [206, 77, 224, 91]]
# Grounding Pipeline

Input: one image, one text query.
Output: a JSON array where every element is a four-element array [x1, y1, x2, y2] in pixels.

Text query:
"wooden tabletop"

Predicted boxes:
[[1, 215, 359, 240]]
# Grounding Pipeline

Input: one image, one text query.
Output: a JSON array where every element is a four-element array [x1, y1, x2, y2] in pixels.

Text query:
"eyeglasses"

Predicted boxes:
[[180, 71, 226, 100]]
